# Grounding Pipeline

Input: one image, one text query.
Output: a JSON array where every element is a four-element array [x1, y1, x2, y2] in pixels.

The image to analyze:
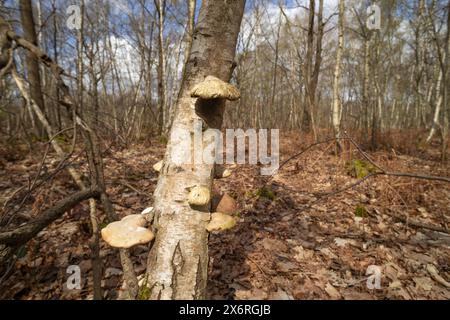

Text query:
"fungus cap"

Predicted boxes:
[[141, 207, 154, 215], [188, 185, 211, 207], [101, 214, 154, 249], [190, 76, 240, 101], [206, 212, 236, 232]]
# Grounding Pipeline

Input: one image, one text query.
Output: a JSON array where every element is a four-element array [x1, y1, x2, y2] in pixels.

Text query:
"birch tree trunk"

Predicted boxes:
[[145, 0, 245, 300], [184, 0, 196, 69], [427, 66, 443, 142], [332, 0, 344, 153]]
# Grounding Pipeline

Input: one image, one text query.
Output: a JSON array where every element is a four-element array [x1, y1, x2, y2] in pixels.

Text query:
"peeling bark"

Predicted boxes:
[[145, 0, 245, 300]]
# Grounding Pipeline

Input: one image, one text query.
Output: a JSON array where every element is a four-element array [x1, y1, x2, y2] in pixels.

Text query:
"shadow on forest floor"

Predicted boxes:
[[0, 133, 449, 299]]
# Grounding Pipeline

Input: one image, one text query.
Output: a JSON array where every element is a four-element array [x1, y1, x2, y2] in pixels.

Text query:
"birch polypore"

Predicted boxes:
[[101, 214, 154, 249], [192, 75, 241, 129], [187, 185, 211, 208], [190, 76, 240, 101], [145, 0, 245, 300], [153, 160, 163, 172], [206, 212, 236, 232]]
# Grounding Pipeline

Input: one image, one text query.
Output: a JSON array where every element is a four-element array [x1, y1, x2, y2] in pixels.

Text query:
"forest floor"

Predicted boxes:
[[0, 132, 449, 300]]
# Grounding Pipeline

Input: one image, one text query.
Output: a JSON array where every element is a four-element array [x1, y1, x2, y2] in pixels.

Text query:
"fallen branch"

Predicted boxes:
[[343, 132, 450, 183], [384, 210, 449, 234], [4, 21, 138, 299], [0, 188, 100, 245]]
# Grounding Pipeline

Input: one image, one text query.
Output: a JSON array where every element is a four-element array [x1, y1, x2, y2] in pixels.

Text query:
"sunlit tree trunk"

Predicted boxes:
[[332, 0, 344, 154], [19, 0, 45, 135], [145, 0, 245, 300]]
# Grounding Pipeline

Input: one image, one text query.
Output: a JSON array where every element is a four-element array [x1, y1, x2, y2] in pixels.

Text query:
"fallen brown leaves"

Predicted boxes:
[[0, 133, 449, 300]]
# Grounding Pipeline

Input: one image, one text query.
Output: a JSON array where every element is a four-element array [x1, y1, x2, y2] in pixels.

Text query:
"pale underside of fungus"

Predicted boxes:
[[190, 75, 240, 101], [153, 160, 163, 172], [206, 212, 236, 232], [101, 214, 154, 249]]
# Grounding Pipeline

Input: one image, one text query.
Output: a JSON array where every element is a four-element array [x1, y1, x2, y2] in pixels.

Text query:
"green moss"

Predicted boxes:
[[347, 160, 377, 179], [99, 220, 109, 230], [31, 135, 45, 143], [137, 277, 151, 300], [16, 245, 27, 258], [256, 187, 276, 201], [137, 286, 151, 300], [354, 205, 368, 218]]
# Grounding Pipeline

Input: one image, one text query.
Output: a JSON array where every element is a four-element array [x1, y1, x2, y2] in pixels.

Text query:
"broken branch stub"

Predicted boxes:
[[101, 214, 154, 249], [190, 76, 240, 101]]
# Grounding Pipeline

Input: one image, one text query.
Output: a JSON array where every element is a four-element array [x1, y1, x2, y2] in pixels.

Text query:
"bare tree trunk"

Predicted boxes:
[[144, 0, 245, 300], [310, 0, 324, 140], [362, 34, 371, 141], [332, 0, 344, 154], [155, 0, 167, 136], [19, 0, 45, 135], [51, 0, 61, 131], [271, 16, 281, 110], [441, 0, 450, 160], [303, 0, 315, 133], [415, 0, 426, 129], [184, 0, 196, 70], [427, 66, 443, 142]]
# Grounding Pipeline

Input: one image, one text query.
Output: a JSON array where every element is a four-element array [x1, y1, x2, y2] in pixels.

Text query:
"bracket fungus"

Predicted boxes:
[[187, 185, 211, 207], [153, 160, 163, 172], [141, 207, 154, 215], [101, 214, 154, 249], [190, 76, 240, 101], [206, 212, 236, 232], [191, 76, 241, 129]]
